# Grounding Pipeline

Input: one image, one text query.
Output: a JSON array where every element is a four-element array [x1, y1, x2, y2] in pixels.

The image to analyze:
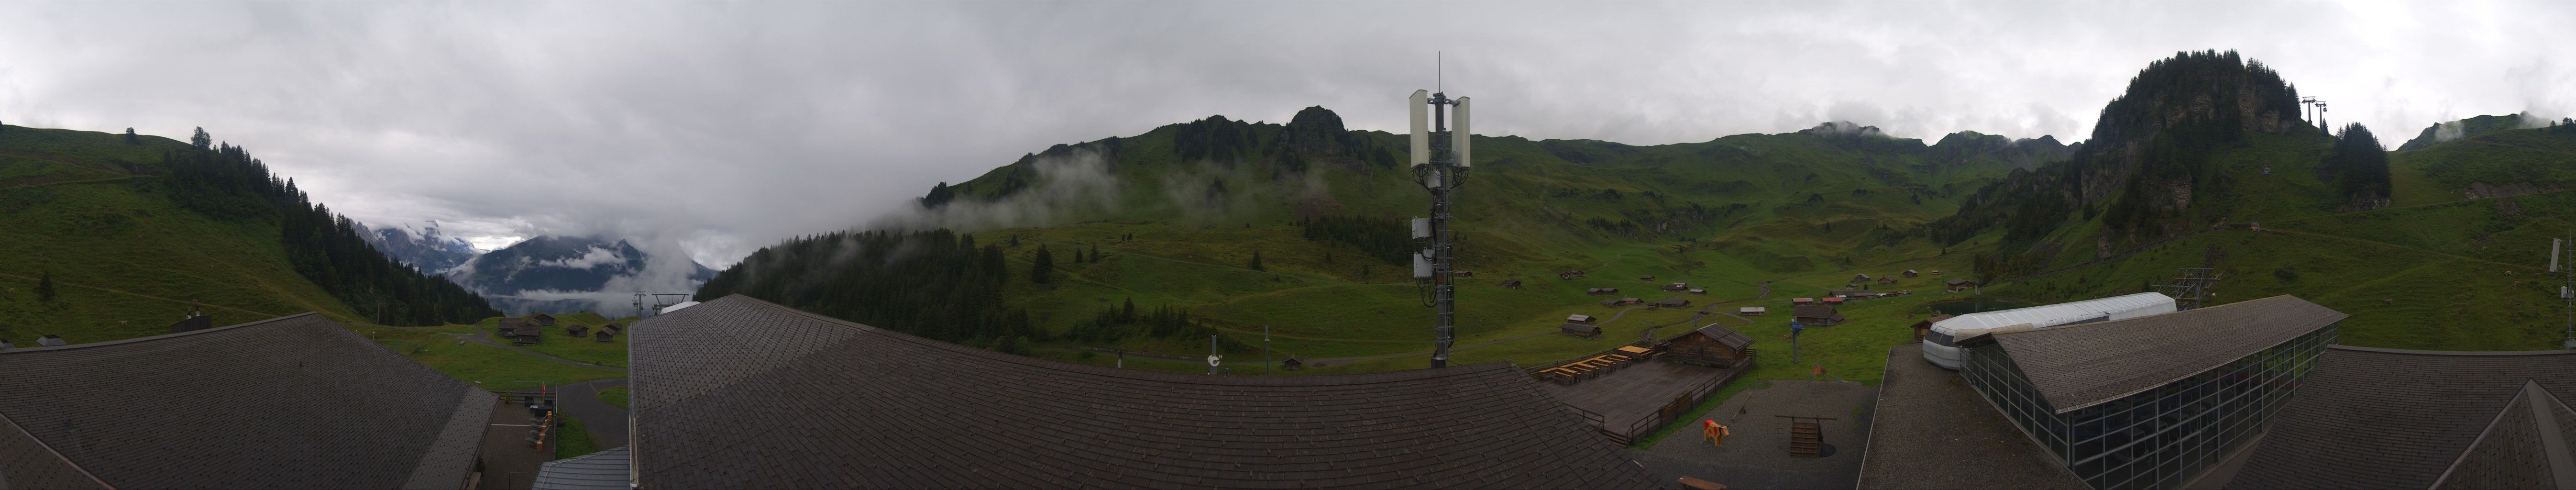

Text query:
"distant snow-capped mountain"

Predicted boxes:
[[445, 235, 716, 315], [357, 221, 483, 274]]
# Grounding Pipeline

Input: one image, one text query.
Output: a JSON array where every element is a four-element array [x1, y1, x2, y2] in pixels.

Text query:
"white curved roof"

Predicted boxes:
[[1930, 292, 2174, 335], [660, 301, 703, 314]]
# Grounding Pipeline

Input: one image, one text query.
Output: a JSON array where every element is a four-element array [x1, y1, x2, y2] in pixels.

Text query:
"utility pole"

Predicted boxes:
[[2555, 238, 2574, 349], [1408, 77, 1472, 368], [1208, 334, 1221, 375]]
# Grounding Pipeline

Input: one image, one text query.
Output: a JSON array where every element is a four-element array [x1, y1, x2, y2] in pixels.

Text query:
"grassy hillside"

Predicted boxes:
[[0, 125, 364, 345]]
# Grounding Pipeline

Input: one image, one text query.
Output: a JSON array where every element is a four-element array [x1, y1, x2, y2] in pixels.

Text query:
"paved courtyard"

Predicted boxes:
[[1857, 344, 2085, 489]]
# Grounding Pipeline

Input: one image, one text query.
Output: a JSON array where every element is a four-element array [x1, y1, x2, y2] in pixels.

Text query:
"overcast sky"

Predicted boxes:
[[2, 1, 2569, 267]]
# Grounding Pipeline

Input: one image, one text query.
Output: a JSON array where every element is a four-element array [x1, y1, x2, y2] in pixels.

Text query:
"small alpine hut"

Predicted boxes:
[[1792, 305, 1846, 326], [1600, 298, 1623, 308], [1664, 282, 1690, 292], [1560, 323, 1604, 339], [1561, 270, 1586, 279], [1945, 279, 1978, 292], [1653, 298, 1690, 309], [1498, 279, 1523, 289], [1640, 276, 1655, 281], [594, 329, 616, 342], [1791, 297, 1816, 306], [602, 323, 624, 334], [1908, 314, 1956, 342], [1662, 323, 1755, 368], [1876, 276, 1900, 285], [1619, 297, 1641, 306], [566, 324, 591, 337], [1687, 289, 1707, 295], [1738, 306, 1767, 316], [1566, 314, 1596, 324], [528, 312, 558, 327], [1821, 297, 1846, 306], [498, 318, 528, 336], [1902, 269, 1920, 278], [1279, 356, 1304, 371], [1852, 273, 1871, 282], [1832, 290, 1884, 300]]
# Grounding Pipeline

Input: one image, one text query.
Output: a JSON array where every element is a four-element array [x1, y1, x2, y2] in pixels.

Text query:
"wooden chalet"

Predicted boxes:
[[566, 324, 591, 336], [497, 318, 528, 336], [1653, 298, 1691, 309], [1587, 288, 1616, 295], [1619, 298, 1641, 306], [1688, 289, 1707, 295], [1738, 306, 1767, 316], [1821, 297, 1845, 305], [528, 312, 557, 327], [1876, 276, 1900, 285], [1600, 299, 1622, 307], [603, 323, 623, 334], [1909, 314, 1955, 342], [1902, 269, 1920, 278], [1566, 314, 1597, 324], [1640, 276, 1655, 281], [595, 330, 616, 342], [1945, 279, 1978, 292], [1664, 282, 1689, 291], [1560, 323, 1604, 339], [1279, 356, 1303, 371], [1498, 279, 1523, 289], [1662, 323, 1755, 368], [1851, 274, 1871, 282], [1791, 298, 1815, 305], [1791, 305, 1846, 326], [1560, 270, 1586, 279]]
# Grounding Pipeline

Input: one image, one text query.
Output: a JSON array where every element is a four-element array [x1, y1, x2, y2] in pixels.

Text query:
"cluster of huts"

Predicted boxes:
[[496, 312, 623, 344]]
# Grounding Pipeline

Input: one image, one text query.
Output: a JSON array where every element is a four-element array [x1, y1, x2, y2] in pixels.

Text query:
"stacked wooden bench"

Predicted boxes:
[[1540, 351, 1639, 385]]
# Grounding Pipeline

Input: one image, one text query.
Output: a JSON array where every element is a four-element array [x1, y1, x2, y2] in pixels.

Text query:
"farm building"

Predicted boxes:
[[1903, 269, 1919, 278], [1561, 323, 1604, 339], [1945, 279, 1978, 292], [1908, 314, 1955, 342], [1853, 274, 1871, 282], [1821, 297, 1846, 306], [595, 330, 616, 342], [1877, 276, 1900, 285], [1687, 289, 1706, 295], [1664, 282, 1689, 291], [1791, 297, 1815, 305], [1792, 305, 1846, 326], [36, 335, 66, 347], [1561, 270, 1586, 279], [602, 323, 623, 334], [1619, 297, 1640, 306], [1639, 276, 1655, 281], [529, 312, 557, 326], [1652, 298, 1690, 309], [1566, 314, 1596, 323], [1279, 356, 1303, 371], [0, 312, 491, 489], [621, 294, 1655, 488], [1660, 323, 1755, 368], [1600, 299, 1622, 307], [1499, 279, 1522, 289], [1586, 288, 1612, 295], [567, 324, 591, 336], [1738, 306, 1767, 315]]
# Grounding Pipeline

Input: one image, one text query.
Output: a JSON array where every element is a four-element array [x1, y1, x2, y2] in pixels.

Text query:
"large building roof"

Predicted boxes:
[[629, 295, 1653, 489], [2229, 346, 2576, 489], [533, 446, 632, 490], [1928, 291, 2173, 335], [0, 312, 490, 489], [1976, 295, 2345, 413]]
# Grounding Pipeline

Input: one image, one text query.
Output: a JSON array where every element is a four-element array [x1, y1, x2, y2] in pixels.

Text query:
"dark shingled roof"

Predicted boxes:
[[2229, 346, 2576, 489], [630, 295, 1654, 489], [533, 445, 631, 490], [0, 312, 490, 489], [1983, 295, 2344, 413], [1682, 323, 1754, 351]]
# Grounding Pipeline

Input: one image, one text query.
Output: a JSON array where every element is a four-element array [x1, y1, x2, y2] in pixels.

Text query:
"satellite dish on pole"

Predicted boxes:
[[1207, 355, 1222, 367]]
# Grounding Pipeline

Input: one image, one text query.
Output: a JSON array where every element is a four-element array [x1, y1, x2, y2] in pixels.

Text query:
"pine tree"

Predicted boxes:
[[1121, 297, 1137, 322], [1248, 250, 1264, 271], [1030, 245, 1055, 283], [36, 272, 56, 302], [124, 128, 139, 144], [189, 127, 211, 149], [1090, 243, 1100, 261]]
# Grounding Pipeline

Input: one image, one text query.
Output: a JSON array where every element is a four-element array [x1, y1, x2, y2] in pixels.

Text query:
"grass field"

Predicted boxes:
[[350, 324, 624, 388], [465, 312, 635, 368], [554, 415, 599, 460], [597, 386, 630, 411]]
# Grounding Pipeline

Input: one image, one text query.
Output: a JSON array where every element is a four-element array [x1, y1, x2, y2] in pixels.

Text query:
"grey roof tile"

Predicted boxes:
[[629, 295, 1651, 489], [2231, 347, 2576, 489], [1987, 294, 2344, 412]]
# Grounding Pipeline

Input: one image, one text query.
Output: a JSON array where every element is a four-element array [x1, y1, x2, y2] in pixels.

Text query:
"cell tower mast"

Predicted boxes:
[[2153, 267, 2223, 311], [2554, 238, 2574, 349], [1408, 74, 1472, 368]]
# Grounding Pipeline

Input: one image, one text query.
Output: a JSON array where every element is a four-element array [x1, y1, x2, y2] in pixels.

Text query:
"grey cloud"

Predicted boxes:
[[1, 1, 2570, 268]]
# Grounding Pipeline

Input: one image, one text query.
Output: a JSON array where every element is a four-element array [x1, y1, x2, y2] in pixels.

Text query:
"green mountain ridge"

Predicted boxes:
[[0, 124, 498, 345]]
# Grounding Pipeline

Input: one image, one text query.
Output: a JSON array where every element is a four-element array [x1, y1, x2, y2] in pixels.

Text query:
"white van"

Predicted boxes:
[[1921, 292, 2176, 369]]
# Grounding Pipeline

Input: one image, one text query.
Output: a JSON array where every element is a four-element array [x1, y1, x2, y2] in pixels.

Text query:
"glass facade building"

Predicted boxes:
[[1963, 324, 2336, 490]]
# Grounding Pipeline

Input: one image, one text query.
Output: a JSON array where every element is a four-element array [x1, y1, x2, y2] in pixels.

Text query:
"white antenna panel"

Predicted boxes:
[[2562, 286, 2570, 300], [1411, 217, 1431, 239], [1412, 253, 1433, 278], [2554, 238, 2563, 272], [1409, 90, 1430, 167], [1450, 97, 1471, 167], [1423, 169, 1442, 189]]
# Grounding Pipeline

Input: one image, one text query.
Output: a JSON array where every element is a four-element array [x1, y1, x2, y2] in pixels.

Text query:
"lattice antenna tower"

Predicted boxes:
[[2152, 267, 2223, 311], [1407, 57, 1472, 368]]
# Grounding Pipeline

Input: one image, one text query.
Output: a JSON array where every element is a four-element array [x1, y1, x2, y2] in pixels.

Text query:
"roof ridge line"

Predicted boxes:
[[710, 294, 1510, 387], [0, 311, 322, 354], [0, 411, 115, 489], [2328, 345, 2576, 356]]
